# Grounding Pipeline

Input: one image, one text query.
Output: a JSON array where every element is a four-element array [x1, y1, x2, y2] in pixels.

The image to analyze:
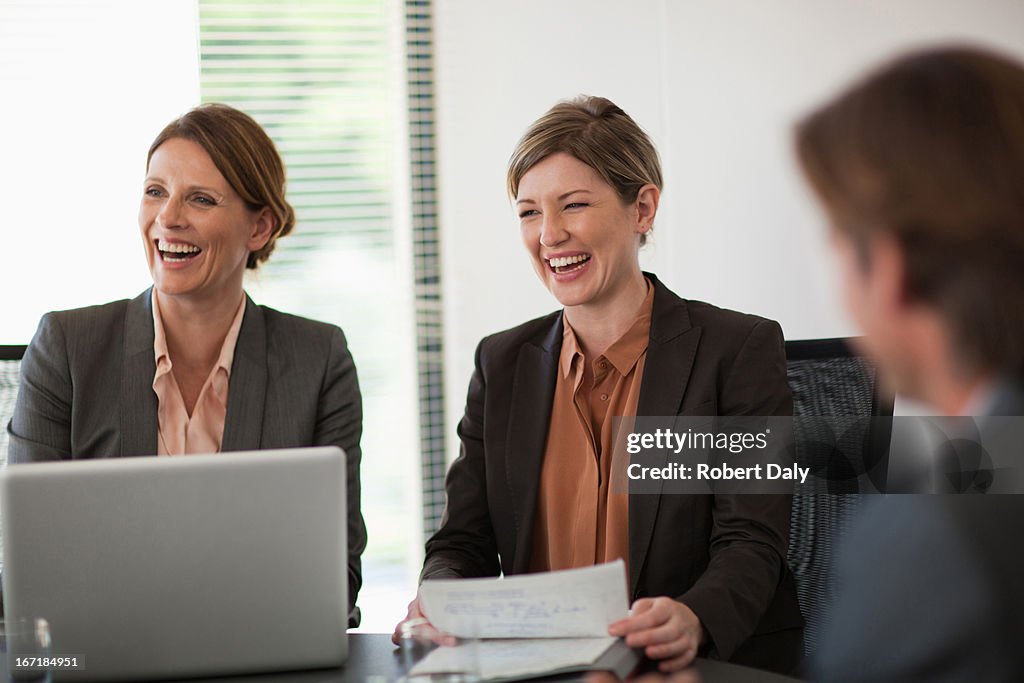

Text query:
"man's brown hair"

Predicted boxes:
[[796, 46, 1024, 378]]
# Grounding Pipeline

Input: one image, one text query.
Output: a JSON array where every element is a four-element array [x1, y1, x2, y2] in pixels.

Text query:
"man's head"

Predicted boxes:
[[796, 46, 1024, 402]]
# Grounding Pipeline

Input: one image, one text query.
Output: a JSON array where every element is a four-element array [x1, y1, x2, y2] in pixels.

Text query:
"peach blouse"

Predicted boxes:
[[152, 290, 246, 455]]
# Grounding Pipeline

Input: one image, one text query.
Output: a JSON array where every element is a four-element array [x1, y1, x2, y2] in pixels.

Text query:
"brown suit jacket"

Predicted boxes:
[[423, 274, 803, 670]]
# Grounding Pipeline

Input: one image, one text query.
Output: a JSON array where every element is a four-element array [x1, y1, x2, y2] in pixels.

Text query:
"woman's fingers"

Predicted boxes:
[[658, 644, 699, 673], [391, 596, 426, 644], [609, 597, 669, 636], [624, 616, 683, 648]]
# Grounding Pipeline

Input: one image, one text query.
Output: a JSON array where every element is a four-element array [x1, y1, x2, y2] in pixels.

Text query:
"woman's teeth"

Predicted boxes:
[[157, 239, 202, 262], [548, 254, 590, 273]]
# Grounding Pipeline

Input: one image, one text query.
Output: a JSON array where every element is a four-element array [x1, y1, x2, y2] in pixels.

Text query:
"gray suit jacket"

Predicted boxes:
[[6, 289, 367, 626], [811, 384, 1024, 682]]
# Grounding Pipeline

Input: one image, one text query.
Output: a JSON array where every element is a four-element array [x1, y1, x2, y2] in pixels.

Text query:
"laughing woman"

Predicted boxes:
[[395, 96, 803, 673], [7, 104, 367, 626]]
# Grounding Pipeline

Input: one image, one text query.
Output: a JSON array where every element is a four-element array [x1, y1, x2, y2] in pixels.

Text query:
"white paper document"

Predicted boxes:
[[419, 560, 629, 639], [410, 637, 619, 681]]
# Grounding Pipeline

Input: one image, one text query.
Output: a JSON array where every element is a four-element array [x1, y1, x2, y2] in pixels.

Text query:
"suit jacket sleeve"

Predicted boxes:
[[810, 498, 1009, 683], [8, 313, 74, 463], [421, 339, 501, 581], [4, 314, 74, 617], [311, 326, 367, 626], [678, 319, 794, 660]]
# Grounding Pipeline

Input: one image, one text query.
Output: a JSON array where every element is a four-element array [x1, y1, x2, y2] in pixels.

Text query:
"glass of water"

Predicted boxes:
[[398, 617, 480, 682], [0, 618, 52, 683]]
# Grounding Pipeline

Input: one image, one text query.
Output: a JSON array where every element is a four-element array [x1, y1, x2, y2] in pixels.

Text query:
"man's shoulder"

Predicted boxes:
[[847, 496, 1024, 585]]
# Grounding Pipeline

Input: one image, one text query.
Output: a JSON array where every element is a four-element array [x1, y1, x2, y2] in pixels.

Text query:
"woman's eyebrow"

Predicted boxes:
[[185, 185, 223, 196], [515, 188, 592, 205], [142, 178, 223, 197]]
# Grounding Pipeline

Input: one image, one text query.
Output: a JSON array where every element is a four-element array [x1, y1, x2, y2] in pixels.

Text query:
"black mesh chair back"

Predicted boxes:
[[0, 346, 27, 468], [0, 345, 26, 579], [785, 337, 894, 656]]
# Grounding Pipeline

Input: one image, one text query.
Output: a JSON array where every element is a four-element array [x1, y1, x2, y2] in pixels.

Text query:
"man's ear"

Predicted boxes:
[[248, 207, 276, 252], [635, 184, 660, 236], [869, 234, 910, 312]]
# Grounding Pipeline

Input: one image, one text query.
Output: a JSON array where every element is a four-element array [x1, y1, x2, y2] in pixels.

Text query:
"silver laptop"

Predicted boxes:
[[0, 447, 349, 682]]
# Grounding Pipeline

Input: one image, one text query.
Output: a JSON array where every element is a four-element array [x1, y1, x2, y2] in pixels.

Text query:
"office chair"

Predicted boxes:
[[0, 345, 26, 580], [784, 337, 894, 657], [0, 346, 27, 470]]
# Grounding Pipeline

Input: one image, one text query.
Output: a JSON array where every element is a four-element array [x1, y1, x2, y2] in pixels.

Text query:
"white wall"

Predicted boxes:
[[0, 0, 200, 343], [434, 0, 1024, 450]]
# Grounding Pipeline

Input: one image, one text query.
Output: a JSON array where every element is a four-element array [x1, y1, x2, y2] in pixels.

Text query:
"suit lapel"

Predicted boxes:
[[986, 380, 1024, 417], [222, 296, 267, 452], [121, 289, 159, 457], [628, 275, 701, 594], [507, 315, 562, 573]]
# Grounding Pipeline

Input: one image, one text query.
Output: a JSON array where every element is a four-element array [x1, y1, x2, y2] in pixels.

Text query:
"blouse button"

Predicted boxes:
[[600, 394, 609, 401]]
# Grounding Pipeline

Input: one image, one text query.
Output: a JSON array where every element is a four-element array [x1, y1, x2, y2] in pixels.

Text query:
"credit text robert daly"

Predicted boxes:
[[624, 427, 810, 484]]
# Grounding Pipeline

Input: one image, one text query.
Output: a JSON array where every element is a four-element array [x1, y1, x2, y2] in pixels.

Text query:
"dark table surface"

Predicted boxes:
[[198, 633, 803, 683]]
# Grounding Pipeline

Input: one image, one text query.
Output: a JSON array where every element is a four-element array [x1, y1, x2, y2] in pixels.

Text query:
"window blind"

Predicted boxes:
[[403, 0, 447, 539], [196, 0, 422, 630], [198, 1, 397, 267]]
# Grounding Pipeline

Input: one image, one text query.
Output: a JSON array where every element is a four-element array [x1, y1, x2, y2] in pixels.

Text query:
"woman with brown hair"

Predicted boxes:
[[8, 103, 367, 626], [395, 96, 803, 674]]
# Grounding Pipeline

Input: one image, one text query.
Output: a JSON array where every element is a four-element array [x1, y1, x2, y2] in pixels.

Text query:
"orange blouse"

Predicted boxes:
[[529, 281, 654, 572]]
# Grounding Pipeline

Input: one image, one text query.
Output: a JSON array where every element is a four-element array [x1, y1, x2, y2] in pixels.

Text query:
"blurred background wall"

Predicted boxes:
[[433, 0, 1024, 430]]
